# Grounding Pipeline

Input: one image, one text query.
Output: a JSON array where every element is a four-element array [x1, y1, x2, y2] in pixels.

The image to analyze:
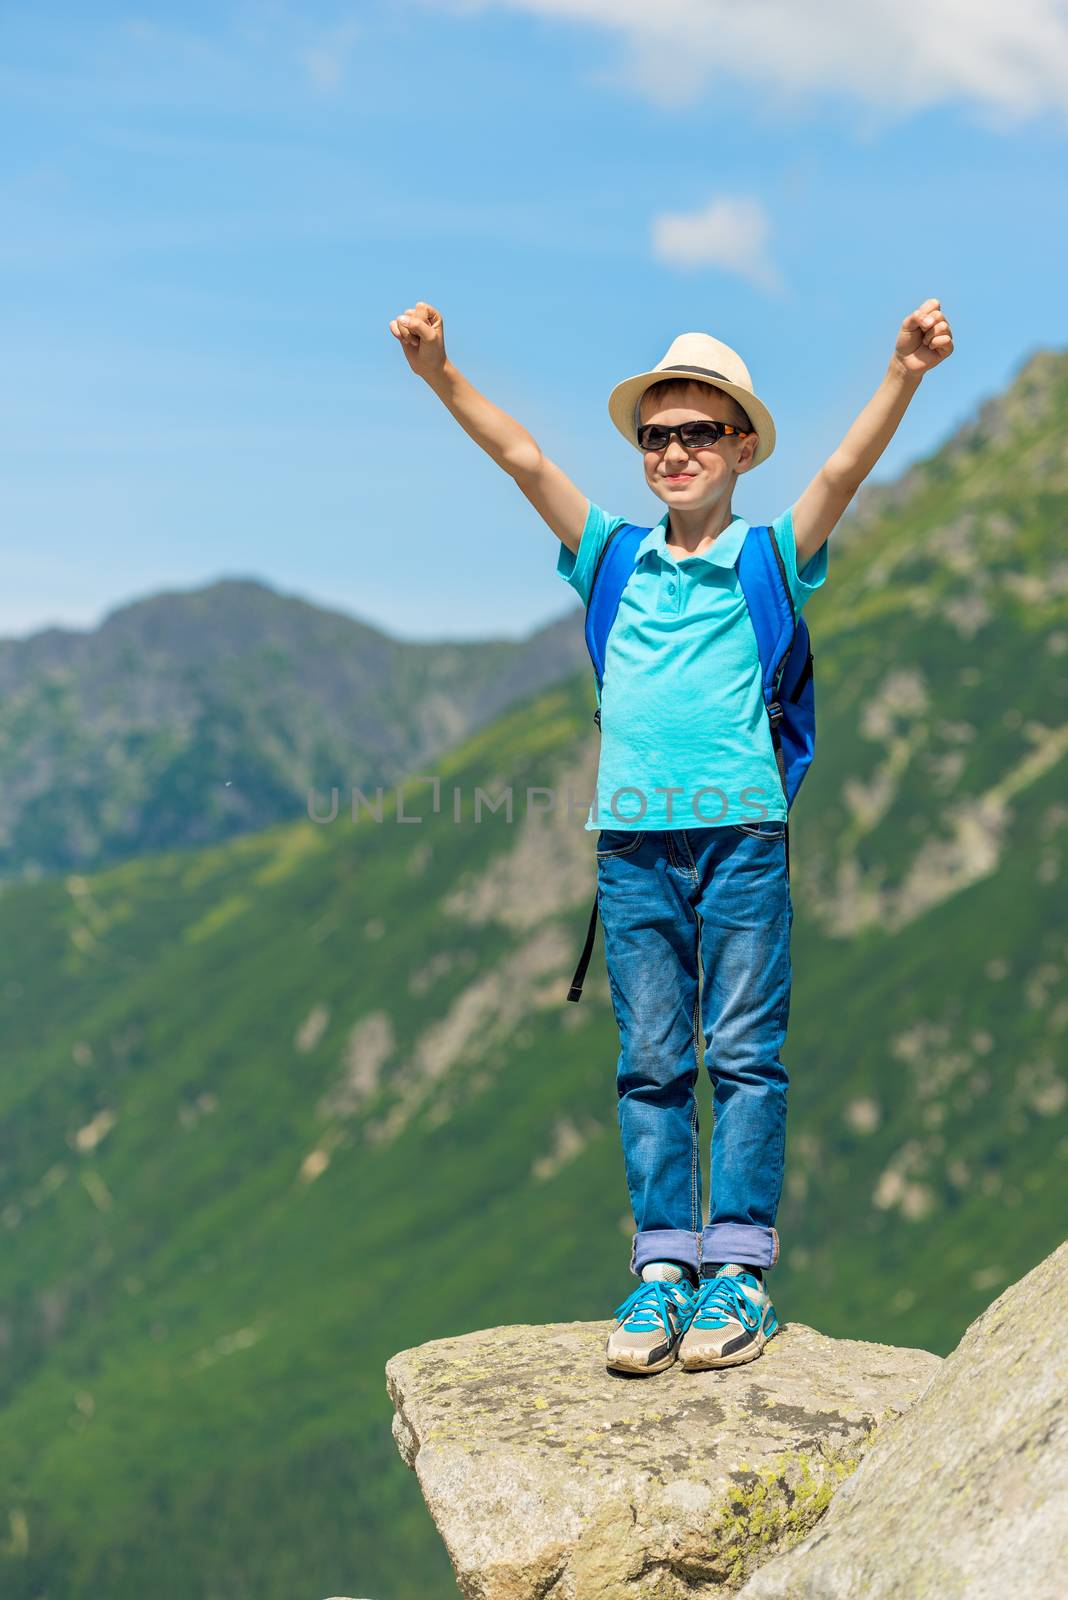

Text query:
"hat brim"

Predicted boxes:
[[608, 369, 775, 468]]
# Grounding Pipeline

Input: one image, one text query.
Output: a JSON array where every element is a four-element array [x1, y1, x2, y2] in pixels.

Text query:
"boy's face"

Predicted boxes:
[[639, 383, 757, 512]]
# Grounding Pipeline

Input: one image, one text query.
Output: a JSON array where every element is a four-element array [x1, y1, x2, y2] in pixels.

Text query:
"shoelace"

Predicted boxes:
[[611, 1279, 692, 1335], [687, 1274, 763, 1331]]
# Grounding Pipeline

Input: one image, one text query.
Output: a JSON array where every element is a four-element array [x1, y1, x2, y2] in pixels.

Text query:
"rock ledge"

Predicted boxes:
[[386, 1318, 940, 1599]]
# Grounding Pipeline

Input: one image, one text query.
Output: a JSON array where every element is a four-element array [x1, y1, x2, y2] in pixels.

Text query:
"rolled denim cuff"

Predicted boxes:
[[629, 1228, 701, 1280], [701, 1223, 780, 1271]]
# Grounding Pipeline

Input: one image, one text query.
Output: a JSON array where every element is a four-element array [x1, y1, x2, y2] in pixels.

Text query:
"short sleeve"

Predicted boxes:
[[771, 504, 828, 617], [556, 500, 630, 608]]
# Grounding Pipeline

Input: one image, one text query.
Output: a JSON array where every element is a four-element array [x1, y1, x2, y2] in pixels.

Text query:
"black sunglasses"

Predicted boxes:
[[637, 420, 748, 452]]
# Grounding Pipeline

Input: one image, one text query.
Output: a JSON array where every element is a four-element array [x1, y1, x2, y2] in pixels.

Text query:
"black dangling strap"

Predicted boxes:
[[566, 892, 600, 1002]]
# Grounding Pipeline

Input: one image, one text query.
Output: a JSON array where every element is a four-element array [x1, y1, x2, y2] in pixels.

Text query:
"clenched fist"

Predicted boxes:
[[388, 300, 447, 381], [894, 298, 954, 378]]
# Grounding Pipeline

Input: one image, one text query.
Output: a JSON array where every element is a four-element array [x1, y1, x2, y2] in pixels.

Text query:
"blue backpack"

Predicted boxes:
[[566, 520, 815, 1002]]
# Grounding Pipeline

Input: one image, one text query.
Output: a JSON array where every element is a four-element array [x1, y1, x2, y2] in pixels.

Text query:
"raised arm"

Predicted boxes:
[[792, 298, 955, 568], [388, 300, 589, 554]]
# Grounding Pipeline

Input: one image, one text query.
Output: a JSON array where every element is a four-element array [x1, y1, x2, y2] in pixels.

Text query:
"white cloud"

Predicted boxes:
[[651, 195, 782, 293], [417, 0, 1068, 125]]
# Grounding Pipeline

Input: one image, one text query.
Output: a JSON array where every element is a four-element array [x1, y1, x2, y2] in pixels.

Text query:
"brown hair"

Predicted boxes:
[[640, 377, 753, 435]]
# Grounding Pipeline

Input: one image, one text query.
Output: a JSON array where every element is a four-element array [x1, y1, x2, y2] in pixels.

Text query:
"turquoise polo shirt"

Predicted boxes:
[[556, 501, 828, 832]]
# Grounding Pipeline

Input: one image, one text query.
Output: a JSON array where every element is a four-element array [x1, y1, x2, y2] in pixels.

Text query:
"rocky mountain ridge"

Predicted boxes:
[[0, 576, 587, 880]]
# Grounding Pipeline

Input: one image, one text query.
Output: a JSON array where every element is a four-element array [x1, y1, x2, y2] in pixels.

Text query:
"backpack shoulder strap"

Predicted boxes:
[[584, 522, 650, 694], [736, 523, 797, 712], [737, 524, 803, 854]]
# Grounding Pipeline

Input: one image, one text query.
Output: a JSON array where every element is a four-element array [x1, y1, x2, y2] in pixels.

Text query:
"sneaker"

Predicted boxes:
[[677, 1263, 778, 1371], [604, 1270, 695, 1375]]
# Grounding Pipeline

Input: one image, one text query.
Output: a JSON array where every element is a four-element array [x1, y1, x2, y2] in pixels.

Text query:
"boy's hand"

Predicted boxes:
[[388, 300, 448, 381], [893, 298, 954, 378]]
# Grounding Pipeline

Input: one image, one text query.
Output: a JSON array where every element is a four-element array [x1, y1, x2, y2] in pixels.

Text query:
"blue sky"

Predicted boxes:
[[3, 0, 1067, 642]]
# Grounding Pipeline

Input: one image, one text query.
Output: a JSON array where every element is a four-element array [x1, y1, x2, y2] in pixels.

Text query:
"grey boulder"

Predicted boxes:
[[386, 1318, 940, 1599], [738, 1239, 1068, 1600]]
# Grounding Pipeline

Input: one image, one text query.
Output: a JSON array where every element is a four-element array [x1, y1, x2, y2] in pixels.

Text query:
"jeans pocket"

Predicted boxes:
[[596, 829, 646, 857], [731, 818, 787, 841]]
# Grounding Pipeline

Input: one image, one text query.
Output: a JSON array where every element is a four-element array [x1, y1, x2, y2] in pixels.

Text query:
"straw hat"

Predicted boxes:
[[607, 332, 776, 468]]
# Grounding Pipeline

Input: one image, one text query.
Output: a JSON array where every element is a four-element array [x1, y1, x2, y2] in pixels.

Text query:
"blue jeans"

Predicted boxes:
[[596, 821, 793, 1278]]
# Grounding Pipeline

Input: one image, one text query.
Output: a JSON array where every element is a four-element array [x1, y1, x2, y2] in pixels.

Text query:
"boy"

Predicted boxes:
[[388, 297, 954, 1374]]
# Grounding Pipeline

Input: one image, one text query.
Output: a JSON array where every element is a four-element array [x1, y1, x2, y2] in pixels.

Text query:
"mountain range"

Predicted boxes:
[[0, 578, 587, 881]]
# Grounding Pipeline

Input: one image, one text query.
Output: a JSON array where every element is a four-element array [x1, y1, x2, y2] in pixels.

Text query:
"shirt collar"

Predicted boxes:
[[635, 509, 749, 571]]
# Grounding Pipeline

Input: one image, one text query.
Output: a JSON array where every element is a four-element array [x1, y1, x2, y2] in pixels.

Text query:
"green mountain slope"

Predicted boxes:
[[1, 348, 1066, 1598], [0, 576, 588, 883]]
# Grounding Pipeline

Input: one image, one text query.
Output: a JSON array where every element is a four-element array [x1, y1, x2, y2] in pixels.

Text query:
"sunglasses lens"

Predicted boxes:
[[680, 423, 720, 447], [638, 422, 723, 450]]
